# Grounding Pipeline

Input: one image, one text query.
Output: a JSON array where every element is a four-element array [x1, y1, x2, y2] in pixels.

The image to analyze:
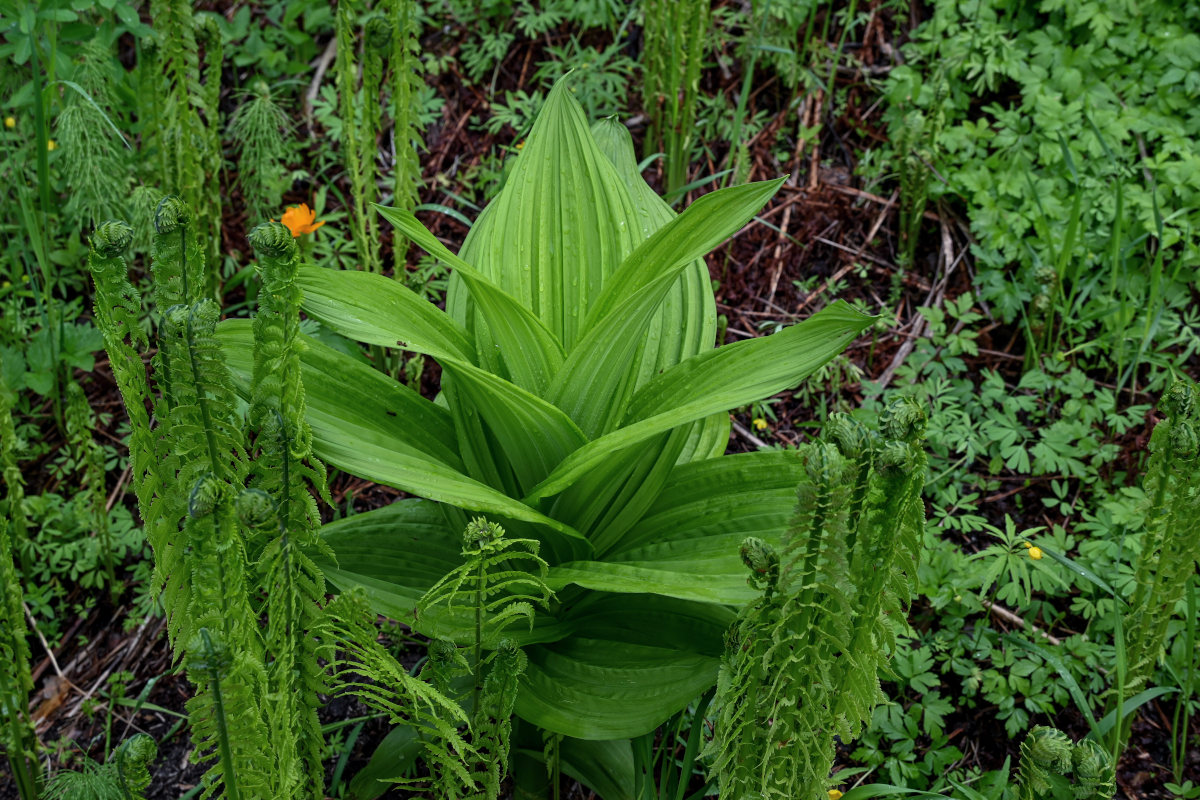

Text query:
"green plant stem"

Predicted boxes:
[[200, 628, 242, 800], [472, 553, 485, 720], [1172, 577, 1196, 782]]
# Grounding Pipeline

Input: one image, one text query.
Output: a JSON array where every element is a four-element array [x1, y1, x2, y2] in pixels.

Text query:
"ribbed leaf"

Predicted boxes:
[[583, 176, 785, 332], [547, 451, 806, 603], [548, 177, 785, 438], [217, 320, 461, 470], [553, 737, 634, 800], [378, 204, 565, 395], [452, 81, 643, 353], [296, 266, 472, 361], [318, 434, 585, 549], [592, 116, 729, 475], [439, 358, 587, 496], [517, 595, 731, 739], [524, 301, 876, 503]]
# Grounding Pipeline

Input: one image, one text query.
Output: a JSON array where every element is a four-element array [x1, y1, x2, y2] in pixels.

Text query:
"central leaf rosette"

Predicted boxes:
[[218, 79, 873, 742]]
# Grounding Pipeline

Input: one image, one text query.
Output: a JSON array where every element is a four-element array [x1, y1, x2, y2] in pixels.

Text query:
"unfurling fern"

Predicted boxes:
[[0, 511, 40, 798], [326, 591, 475, 794], [87, 221, 173, 604], [335, 0, 427, 274], [0, 349, 30, 576], [408, 517, 551, 798], [708, 398, 928, 800], [1017, 726, 1114, 800], [641, 0, 707, 194], [247, 222, 334, 798], [41, 733, 157, 800], [146, 0, 222, 282], [385, 0, 424, 263], [1114, 378, 1200, 751], [834, 398, 928, 737], [185, 628, 272, 800]]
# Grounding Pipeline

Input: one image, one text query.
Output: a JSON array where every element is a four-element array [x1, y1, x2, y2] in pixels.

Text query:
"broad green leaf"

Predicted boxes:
[[514, 738, 634, 800], [378, 204, 565, 395], [583, 176, 785, 331], [548, 177, 786, 437], [318, 434, 586, 551], [348, 727, 421, 800], [547, 451, 806, 603], [517, 595, 731, 739], [548, 429, 687, 549], [439, 358, 587, 495], [296, 265, 472, 362], [319, 500, 461, 621], [524, 301, 876, 503], [453, 81, 643, 353], [216, 320, 462, 470], [591, 117, 721, 466]]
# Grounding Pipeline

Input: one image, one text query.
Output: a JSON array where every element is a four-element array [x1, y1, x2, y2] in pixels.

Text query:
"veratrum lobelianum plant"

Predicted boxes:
[[217, 78, 874, 797]]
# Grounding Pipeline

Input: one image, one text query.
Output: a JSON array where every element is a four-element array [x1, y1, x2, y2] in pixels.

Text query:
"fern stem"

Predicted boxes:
[[472, 552, 485, 721], [200, 628, 242, 800]]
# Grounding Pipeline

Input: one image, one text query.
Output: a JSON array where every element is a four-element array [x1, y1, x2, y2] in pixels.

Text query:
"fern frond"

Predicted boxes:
[[185, 628, 273, 800], [709, 442, 857, 800], [246, 222, 333, 800], [468, 639, 527, 799], [417, 518, 553, 648], [835, 397, 928, 737], [326, 591, 475, 795], [41, 734, 157, 800], [0, 349, 29, 572], [0, 511, 40, 794], [1116, 379, 1199, 749], [385, 0, 425, 262]]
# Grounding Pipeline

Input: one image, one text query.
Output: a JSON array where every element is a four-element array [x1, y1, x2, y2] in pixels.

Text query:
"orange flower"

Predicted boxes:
[[279, 203, 325, 237]]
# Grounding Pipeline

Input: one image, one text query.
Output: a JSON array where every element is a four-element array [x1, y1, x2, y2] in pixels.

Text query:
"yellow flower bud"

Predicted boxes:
[[1028, 546, 1043, 560], [753, 418, 768, 431], [46, 139, 57, 151], [3, 116, 14, 129], [829, 791, 844, 800], [1023, 541, 1033, 548]]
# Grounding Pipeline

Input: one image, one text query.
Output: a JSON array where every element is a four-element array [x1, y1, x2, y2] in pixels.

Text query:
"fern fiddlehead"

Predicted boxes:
[[710, 401, 929, 800], [836, 397, 928, 737], [385, 0, 424, 265], [247, 222, 333, 798], [1017, 726, 1114, 800], [1116, 378, 1199, 751], [0, 348, 30, 576], [41, 733, 157, 800]]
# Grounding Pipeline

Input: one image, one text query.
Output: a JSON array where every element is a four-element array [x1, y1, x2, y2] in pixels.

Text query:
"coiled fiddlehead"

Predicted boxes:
[[709, 443, 856, 800], [1017, 726, 1114, 800], [385, 0, 424, 263], [248, 221, 334, 799], [41, 733, 157, 800], [836, 397, 928, 737]]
